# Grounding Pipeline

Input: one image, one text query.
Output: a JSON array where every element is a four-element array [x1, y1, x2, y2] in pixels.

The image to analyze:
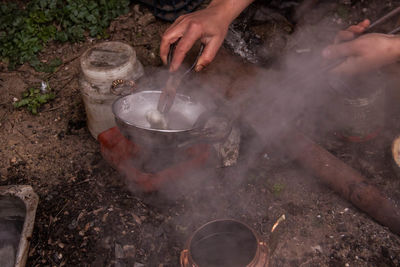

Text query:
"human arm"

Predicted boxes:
[[160, 0, 255, 72]]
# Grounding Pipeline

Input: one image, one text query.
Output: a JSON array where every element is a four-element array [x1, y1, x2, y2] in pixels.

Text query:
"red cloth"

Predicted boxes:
[[98, 127, 211, 192]]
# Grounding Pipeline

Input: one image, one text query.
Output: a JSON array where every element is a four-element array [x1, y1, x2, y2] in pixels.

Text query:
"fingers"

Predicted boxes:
[[334, 19, 371, 43], [194, 37, 225, 71], [347, 19, 370, 33], [359, 19, 371, 29], [347, 24, 368, 34], [169, 22, 202, 72], [331, 57, 370, 75], [334, 30, 356, 44], [322, 42, 358, 60], [160, 15, 192, 65], [160, 25, 186, 65]]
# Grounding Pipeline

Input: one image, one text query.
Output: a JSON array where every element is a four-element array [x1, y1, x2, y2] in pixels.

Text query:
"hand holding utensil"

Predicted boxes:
[[157, 41, 205, 114]]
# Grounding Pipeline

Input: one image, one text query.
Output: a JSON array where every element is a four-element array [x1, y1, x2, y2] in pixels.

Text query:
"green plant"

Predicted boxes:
[[0, 0, 130, 70], [30, 57, 63, 73], [14, 83, 55, 114], [272, 182, 285, 196]]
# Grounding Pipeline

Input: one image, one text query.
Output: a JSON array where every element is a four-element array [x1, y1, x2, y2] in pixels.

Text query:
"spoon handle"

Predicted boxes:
[[158, 41, 205, 114]]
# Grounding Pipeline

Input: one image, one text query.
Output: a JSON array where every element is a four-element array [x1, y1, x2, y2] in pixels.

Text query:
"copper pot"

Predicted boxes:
[[180, 219, 269, 267]]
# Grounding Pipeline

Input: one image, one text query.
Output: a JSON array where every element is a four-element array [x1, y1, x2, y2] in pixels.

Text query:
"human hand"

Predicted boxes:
[[323, 27, 400, 75], [160, 0, 254, 72], [333, 19, 370, 43]]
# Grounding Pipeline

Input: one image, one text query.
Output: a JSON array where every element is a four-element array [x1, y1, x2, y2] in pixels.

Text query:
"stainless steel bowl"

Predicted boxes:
[[112, 90, 231, 149]]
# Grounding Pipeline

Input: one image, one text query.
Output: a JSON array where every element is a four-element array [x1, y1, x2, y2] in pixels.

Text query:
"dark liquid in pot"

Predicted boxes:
[[190, 231, 257, 267]]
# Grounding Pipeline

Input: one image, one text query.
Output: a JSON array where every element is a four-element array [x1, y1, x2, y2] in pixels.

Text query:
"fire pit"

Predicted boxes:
[[180, 219, 269, 267]]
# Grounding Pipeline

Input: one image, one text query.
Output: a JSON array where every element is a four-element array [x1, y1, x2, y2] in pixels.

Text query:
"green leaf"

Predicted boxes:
[[1, 0, 130, 69]]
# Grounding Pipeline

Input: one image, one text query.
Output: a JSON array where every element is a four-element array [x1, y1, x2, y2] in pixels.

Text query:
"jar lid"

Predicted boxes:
[[80, 41, 142, 92]]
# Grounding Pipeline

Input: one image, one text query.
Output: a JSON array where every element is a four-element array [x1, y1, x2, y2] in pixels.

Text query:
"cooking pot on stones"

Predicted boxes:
[[112, 90, 232, 149]]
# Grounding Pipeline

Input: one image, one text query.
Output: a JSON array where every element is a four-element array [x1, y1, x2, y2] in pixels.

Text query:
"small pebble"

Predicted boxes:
[[311, 245, 323, 253]]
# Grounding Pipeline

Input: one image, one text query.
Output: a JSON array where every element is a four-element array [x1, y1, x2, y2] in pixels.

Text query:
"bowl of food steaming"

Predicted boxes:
[[112, 90, 232, 149]]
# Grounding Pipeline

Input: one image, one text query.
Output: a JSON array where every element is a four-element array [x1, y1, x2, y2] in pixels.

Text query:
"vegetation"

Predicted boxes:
[[272, 182, 285, 196], [14, 82, 55, 114], [0, 0, 130, 70]]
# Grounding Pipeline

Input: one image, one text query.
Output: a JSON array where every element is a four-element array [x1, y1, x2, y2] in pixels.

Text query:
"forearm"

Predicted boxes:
[[207, 0, 255, 24]]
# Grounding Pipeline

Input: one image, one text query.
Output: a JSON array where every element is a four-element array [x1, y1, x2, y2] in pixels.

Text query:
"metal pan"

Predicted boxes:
[[112, 90, 232, 149]]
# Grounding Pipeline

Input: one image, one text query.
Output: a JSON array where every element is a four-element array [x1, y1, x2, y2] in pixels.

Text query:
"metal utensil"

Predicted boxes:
[[157, 41, 205, 114], [365, 6, 400, 32]]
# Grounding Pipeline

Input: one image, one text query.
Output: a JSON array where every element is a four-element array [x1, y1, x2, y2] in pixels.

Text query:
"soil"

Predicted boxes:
[[1, 1, 400, 266]]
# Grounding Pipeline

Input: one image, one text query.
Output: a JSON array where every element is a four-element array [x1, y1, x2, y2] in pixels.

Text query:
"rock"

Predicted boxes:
[[115, 243, 124, 259], [138, 13, 156, 27], [67, 219, 77, 230], [336, 223, 347, 233], [311, 245, 323, 253], [133, 4, 143, 17], [123, 244, 136, 258], [100, 236, 112, 250]]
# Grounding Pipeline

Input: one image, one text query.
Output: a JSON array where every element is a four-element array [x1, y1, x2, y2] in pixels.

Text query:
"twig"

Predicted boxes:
[[43, 54, 81, 80], [16, 127, 31, 141], [43, 104, 65, 112], [14, 149, 27, 163], [54, 201, 69, 220], [43, 74, 77, 112], [132, 42, 152, 47], [55, 73, 77, 93], [271, 214, 286, 233], [75, 178, 92, 186], [0, 110, 8, 125]]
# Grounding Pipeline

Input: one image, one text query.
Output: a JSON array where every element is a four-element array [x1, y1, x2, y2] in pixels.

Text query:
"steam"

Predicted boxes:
[[115, 2, 394, 264], [122, 0, 346, 222]]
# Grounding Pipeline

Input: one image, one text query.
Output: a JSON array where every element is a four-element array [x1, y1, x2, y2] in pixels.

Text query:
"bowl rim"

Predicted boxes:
[[112, 90, 205, 133]]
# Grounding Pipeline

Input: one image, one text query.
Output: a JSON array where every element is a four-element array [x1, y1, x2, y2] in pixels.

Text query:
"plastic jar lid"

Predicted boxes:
[[80, 41, 143, 93]]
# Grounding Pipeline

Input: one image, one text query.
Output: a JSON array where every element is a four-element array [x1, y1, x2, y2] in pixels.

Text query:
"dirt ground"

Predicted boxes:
[[1, 0, 400, 266]]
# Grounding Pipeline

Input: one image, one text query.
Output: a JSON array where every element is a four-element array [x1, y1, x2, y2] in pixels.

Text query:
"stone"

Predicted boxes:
[[138, 13, 156, 27], [123, 244, 136, 258]]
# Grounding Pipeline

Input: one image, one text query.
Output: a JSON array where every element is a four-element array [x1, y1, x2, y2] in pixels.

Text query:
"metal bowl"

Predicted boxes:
[[112, 90, 230, 149]]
